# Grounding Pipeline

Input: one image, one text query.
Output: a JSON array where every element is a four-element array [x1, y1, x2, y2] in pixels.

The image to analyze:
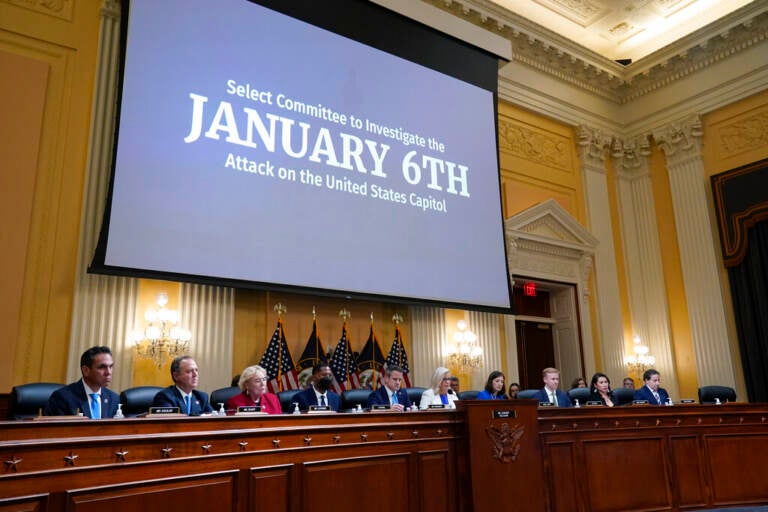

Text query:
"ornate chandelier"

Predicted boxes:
[[132, 292, 191, 368], [446, 319, 483, 371]]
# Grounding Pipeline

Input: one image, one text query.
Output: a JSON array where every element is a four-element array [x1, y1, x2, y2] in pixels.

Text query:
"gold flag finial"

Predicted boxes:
[[392, 313, 403, 325], [274, 302, 287, 318], [339, 308, 351, 321]]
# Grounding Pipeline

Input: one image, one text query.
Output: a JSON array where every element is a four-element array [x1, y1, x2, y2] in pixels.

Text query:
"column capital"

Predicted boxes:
[[612, 135, 652, 179], [653, 115, 703, 166], [576, 125, 612, 171]]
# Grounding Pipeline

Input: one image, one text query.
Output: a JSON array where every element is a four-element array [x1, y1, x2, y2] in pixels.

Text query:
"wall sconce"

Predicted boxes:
[[132, 292, 191, 368], [446, 319, 483, 371], [624, 335, 654, 376]]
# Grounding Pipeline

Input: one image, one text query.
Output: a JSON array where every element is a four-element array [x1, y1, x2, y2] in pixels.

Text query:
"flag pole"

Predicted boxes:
[[393, 313, 403, 367], [275, 302, 287, 392], [339, 308, 351, 389], [370, 312, 377, 391]]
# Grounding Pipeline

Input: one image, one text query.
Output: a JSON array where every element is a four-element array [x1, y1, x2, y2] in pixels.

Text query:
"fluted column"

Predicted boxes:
[[409, 306, 446, 388], [613, 137, 678, 399], [576, 125, 625, 380], [67, 1, 139, 391], [654, 116, 737, 389]]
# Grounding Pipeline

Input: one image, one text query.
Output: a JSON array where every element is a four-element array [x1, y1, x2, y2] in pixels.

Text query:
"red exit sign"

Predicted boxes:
[[523, 282, 537, 296]]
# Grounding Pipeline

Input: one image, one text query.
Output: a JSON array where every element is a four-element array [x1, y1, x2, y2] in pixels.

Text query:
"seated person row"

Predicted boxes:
[[295, 363, 341, 412], [225, 364, 281, 414], [477, 370, 507, 400], [420, 367, 459, 409], [44, 346, 120, 418], [366, 364, 411, 411]]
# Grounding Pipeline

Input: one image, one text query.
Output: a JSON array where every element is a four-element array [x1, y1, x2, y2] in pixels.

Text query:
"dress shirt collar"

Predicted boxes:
[[82, 379, 100, 397]]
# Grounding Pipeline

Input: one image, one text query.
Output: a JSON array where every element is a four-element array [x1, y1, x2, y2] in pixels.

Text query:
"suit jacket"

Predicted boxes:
[[588, 389, 617, 407], [532, 388, 573, 407], [44, 380, 120, 418], [366, 386, 412, 409], [633, 385, 670, 405], [419, 388, 459, 409], [151, 386, 214, 415], [295, 386, 341, 412], [225, 391, 281, 415]]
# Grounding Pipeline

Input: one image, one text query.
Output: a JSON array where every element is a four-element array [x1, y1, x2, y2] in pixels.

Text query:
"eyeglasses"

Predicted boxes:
[[442, 377, 452, 382]]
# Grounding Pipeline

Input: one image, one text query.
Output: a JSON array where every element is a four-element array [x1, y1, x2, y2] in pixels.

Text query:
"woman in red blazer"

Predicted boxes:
[[225, 365, 281, 414]]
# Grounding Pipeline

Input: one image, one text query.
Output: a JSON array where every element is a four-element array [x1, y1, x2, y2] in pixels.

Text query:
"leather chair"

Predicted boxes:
[[277, 389, 302, 413], [568, 387, 591, 406], [9, 382, 65, 419], [341, 389, 372, 411], [698, 385, 736, 404], [612, 387, 635, 406], [210, 386, 241, 409], [119, 386, 164, 417], [516, 389, 540, 399], [405, 387, 426, 406], [458, 390, 480, 400]]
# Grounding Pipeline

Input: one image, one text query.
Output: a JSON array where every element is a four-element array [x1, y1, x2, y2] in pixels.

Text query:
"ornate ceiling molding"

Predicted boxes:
[[423, 0, 768, 104]]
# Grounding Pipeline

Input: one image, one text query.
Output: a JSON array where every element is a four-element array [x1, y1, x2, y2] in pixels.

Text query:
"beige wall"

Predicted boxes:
[[1, 0, 101, 389]]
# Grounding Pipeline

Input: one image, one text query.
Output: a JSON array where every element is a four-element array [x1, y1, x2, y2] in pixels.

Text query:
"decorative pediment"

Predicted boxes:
[[505, 199, 597, 286], [506, 199, 598, 249]]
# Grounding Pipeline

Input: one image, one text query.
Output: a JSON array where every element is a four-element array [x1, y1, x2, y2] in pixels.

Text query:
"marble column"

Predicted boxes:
[[575, 126, 626, 381], [613, 136, 678, 399], [654, 116, 737, 389]]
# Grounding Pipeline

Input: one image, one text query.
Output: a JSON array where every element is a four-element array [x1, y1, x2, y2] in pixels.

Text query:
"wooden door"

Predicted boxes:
[[516, 320, 555, 390]]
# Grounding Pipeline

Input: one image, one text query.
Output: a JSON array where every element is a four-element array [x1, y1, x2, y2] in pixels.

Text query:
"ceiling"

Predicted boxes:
[[488, 0, 756, 61]]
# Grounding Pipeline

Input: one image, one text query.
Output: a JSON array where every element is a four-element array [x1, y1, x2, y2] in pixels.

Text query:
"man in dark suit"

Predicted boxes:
[[152, 355, 213, 415], [366, 364, 412, 412], [295, 363, 341, 412], [45, 346, 119, 418], [633, 369, 670, 405], [532, 367, 572, 407]]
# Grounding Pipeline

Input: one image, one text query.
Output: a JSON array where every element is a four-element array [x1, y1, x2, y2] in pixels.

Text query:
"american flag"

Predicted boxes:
[[259, 319, 298, 393], [329, 321, 356, 392], [385, 324, 412, 387]]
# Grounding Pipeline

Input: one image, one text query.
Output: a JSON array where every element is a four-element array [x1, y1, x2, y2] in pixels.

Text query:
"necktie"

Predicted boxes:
[[551, 392, 558, 406], [320, 395, 326, 407], [90, 393, 101, 419], [392, 391, 399, 405], [652, 391, 660, 404], [185, 395, 191, 414]]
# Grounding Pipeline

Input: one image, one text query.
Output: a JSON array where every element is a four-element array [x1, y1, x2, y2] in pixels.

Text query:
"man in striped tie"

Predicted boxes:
[[45, 346, 120, 419], [366, 365, 412, 412], [152, 356, 214, 415]]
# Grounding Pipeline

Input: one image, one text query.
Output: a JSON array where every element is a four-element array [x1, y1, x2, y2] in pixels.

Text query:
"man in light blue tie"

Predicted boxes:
[[366, 365, 412, 412], [45, 346, 119, 418], [152, 356, 214, 415]]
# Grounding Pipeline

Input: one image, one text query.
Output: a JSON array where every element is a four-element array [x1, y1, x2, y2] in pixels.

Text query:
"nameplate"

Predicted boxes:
[[371, 404, 391, 411], [493, 410, 517, 419], [632, 400, 649, 405], [586, 401, 604, 406], [428, 404, 446, 409], [308, 405, 332, 413], [236, 406, 264, 415], [538, 401, 554, 407], [680, 399, 696, 404], [149, 407, 181, 415]]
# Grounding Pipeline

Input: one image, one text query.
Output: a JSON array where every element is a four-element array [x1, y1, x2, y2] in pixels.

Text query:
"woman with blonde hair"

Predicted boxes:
[[419, 366, 459, 409], [225, 365, 281, 414]]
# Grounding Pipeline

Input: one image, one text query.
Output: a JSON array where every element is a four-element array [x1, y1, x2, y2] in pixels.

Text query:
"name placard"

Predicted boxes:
[[371, 404, 391, 411], [586, 401, 604, 406], [632, 400, 649, 405], [236, 406, 264, 415], [492, 410, 517, 419], [538, 401, 554, 407], [148, 407, 182, 415], [428, 404, 446, 409], [680, 399, 696, 404], [308, 405, 332, 413]]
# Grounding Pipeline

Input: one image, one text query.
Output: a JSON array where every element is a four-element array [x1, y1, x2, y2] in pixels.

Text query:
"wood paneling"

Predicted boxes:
[[417, 450, 454, 512], [250, 465, 293, 512], [66, 472, 236, 512], [0, 494, 46, 512], [706, 433, 768, 505], [669, 435, 707, 507]]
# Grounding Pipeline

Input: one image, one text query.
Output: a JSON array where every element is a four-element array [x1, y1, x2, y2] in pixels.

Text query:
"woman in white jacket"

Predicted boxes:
[[419, 366, 459, 409]]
